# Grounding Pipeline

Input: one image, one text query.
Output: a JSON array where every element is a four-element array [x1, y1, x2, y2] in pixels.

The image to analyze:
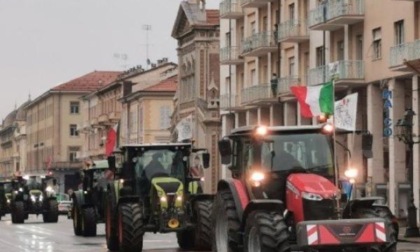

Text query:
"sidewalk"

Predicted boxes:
[[399, 227, 420, 243]]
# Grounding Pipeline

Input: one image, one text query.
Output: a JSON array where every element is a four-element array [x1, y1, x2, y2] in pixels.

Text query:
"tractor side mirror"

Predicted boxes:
[[202, 153, 210, 169], [218, 139, 232, 165], [362, 133, 373, 159]]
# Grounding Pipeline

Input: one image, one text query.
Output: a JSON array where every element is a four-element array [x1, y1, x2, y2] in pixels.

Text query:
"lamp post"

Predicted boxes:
[[395, 108, 420, 237]]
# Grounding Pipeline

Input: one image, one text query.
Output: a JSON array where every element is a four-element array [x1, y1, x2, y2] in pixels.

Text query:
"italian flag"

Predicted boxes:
[[290, 82, 334, 118], [105, 123, 118, 156]]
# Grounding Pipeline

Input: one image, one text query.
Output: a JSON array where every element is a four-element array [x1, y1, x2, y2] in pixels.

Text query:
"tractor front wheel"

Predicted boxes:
[[244, 211, 290, 252], [12, 201, 25, 224], [212, 190, 240, 252], [118, 203, 144, 252], [82, 207, 97, 236], [43, 199, 58, 223], [105, 194, 118, 251], [72, 204, 82, 236]]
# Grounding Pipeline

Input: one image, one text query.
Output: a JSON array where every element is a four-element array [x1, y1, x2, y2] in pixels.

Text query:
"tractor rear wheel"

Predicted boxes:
[[105, 194, 118, 251], [43, 199, 59, 223], [244, 211, 290, 252], [82, 207, 97, 236], [177, 199, 213, 250], [118, 203, 144, 252], [73, 205, 82, 236], [212, 190, 240, 252], [12, 201, 25, 224], [353, 208, 397, 252]]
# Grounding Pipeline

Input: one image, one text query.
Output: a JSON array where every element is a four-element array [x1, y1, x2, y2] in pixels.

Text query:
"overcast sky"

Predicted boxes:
[[0, 0, 218, 120]]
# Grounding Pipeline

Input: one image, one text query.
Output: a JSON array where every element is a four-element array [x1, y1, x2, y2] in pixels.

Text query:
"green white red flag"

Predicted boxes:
[[290, 82, 334, 118]]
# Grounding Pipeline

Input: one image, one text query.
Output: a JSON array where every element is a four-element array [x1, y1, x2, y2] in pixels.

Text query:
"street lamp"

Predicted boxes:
[[395, 108, 420, 237]]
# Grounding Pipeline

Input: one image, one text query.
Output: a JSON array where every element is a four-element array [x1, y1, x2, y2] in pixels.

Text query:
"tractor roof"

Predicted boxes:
[[119, 143, 192, 150], [229, 125, 325, 136]]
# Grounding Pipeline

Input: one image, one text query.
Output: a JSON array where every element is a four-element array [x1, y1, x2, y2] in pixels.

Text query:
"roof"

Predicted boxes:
[[206, 10, 219, 25], [142, 75, 177, 92], [52, 71, 121, 92]]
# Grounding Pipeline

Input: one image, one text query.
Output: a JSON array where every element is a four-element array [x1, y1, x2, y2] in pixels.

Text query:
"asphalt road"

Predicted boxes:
[[1, 214, 420, 251], [0, 214, 191, 252]]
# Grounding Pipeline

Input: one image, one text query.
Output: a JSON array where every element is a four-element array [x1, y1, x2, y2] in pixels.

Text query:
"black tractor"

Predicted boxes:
[[71, 162, 110, 236], [10, 175, 59, 224], [0, 180, 12, 220], [105, 143, 213, 252]]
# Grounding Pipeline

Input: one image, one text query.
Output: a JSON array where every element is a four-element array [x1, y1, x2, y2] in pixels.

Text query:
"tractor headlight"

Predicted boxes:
[[250, 171, 265, 187], [31, 195, 36, 202], [160, 196, 167, 202], [40, 195, 43, 201], [46, 186, 54, 193], [344, 168, 358, 179], [7, 199, 10, 203], [18, 188, 23, 192], [301, 192, 323, 201], [176, 195, 182, 202]]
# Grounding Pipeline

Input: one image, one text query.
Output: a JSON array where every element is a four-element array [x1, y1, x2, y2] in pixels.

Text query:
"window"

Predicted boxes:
[[288, 57, 295, 76], [251, 21, 256, 35], [251, 69, 257, 86], [70, 124, 78, 137], [356, 35, 363, 60], [394, 20, 404, 45], [289, 3, 295, 20], [262, 16, 268, 32], [69, 146, 80, 162], [337, 40, 344, 61], [372, 28, 382, 60], [70, 102, 80, 114], [316, 46, 325, 66], [225, 32, 231, 47], [160, 106, 171, 129]]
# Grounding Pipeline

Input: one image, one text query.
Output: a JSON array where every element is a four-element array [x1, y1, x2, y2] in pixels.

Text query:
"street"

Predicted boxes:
[[1, 214, 420, 251]]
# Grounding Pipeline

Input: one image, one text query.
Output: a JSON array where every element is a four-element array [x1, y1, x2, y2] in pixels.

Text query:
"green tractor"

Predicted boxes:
[[71, 161, 110, 236], [0, 180, 12, 220], [10, 174, 59, 224], [105, 143, 213, 252]]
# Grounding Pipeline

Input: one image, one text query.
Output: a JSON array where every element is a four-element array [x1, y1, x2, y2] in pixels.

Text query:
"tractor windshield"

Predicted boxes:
[[25, 176, 43, 190], [260, 133, 334, 178]]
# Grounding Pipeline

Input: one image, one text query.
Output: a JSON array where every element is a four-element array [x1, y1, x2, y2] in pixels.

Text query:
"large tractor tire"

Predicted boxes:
[[177, 199, 213, 250], [72, 204, 82, 236], [244, 211, 290, 252], [12, 201, 25, 224], [43, 199, 59, 223], [82, 207, 97, 236], [353, 207, 397, 252], [212, 190, 241, 252], [118, 203, 144, 252], [105, 192, 118, 251]]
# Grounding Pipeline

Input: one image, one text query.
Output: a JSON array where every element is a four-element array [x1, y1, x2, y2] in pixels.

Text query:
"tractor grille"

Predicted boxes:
[[303, 198, 335, 221], [156, 182, 180, 194]]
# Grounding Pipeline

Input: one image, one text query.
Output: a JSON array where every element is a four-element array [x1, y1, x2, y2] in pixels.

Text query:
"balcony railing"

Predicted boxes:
[[241, 84, 274, 104], [220, 94, 240, 109], [241, 32, 277, 56], [241, 0, 271, 8], [220, 0, 243, 19], [307, 60, 365, 86], [278, 76, 301, 94], [390, 40, 420, 70], [277, 19, 309, 43], [220, 46, 244, 65], [308, 0, 365, 30]]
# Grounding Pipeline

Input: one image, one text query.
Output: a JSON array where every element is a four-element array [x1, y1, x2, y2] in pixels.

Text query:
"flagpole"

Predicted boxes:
[[332, 78, 339, 188]]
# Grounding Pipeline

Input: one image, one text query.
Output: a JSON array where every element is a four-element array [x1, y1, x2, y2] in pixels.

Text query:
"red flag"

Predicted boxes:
[[105, 123, 118, 156]]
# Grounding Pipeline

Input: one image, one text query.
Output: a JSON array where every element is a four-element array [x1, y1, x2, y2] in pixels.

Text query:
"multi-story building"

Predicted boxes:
[[25, 70, 120, 193], [219, 0, 420, 215], [0, 100, 30, 177], [78, 60, 177, 166], [171, 0, 221, 193]]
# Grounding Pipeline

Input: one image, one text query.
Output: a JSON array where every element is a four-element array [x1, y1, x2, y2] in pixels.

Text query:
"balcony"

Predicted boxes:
[[241, 84, 276, 105], [220, 46, 244, 65], [390, 40, 420, 72], [241, 0, 272, 8], [220, 0, 243, 19], [90, 117, 98, 127], [109, 111, 121, 121], [278, 76, 301, 96], [307, 60, 365, 86], [220, 94, 241, 110], [308, 0, 365, 31], [277, 19, 309, 43], [98, 113, 110, 125], [241, 32, 277, 57]]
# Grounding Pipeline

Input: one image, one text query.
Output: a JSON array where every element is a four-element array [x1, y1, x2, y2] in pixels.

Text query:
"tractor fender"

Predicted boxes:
[[342, 196, 384, 218], [188, 193, 214, 206], [217, 179, 250, 220], [241, 199, 285, 229], [117, 196, 140, 206]]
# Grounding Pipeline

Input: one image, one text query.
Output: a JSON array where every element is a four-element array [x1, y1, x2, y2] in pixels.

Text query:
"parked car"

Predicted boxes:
[[56, 193, 72, 215]]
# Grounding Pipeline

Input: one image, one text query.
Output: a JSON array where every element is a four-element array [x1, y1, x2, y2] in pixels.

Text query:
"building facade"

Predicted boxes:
[[219, 0, 420, 216], [25, 71, 120, 193], [172, 0, 221, 193]]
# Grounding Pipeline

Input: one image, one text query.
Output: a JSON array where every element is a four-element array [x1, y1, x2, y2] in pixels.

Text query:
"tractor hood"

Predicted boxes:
[[287, 173, 339, 199]]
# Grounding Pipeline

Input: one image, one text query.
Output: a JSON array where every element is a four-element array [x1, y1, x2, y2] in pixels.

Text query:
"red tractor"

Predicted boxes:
[[213, 124, 397, 252]]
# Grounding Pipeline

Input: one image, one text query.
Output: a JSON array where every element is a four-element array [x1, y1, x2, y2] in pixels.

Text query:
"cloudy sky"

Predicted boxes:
[[0, 0, 218, 120]]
